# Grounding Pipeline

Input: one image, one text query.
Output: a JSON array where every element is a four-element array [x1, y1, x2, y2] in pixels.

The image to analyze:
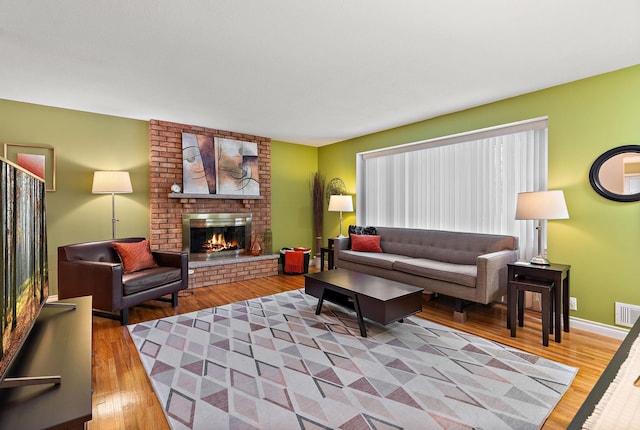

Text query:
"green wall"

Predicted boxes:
[[0, 99, 150, 294], [271, 140, 318, 253], [318, 64, 640, 326]]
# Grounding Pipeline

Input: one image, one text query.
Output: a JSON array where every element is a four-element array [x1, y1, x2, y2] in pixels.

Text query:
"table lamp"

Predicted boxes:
[[92, 171, 133, 239], [515, 190, 569, 265], [328, 194, 353, 238]]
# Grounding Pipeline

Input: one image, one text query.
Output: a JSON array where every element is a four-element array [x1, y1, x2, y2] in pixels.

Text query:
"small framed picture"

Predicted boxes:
[[3, 143, 57, 191]]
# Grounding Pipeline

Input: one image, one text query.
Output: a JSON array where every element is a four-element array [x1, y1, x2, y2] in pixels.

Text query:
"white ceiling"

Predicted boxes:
[[1, 1, 639, 146]]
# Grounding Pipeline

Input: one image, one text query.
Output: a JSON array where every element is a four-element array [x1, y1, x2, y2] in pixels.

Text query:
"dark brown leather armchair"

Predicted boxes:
[[58, 237, 188, 325]]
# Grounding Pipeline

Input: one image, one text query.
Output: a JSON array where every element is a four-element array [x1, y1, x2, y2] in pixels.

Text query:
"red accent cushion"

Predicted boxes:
[[112, 240, 158, 273], [350, 234, 383, 253]]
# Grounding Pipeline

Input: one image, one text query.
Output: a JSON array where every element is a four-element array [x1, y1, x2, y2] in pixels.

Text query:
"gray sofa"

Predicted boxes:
[[334, 227, 519, 321]]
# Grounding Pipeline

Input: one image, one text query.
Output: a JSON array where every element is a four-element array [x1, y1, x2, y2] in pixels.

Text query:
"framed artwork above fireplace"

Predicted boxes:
[[181, 133, 260, 196]]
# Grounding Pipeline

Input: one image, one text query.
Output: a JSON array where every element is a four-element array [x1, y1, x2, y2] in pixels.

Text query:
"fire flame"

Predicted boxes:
[[203, 233, 238, 253]]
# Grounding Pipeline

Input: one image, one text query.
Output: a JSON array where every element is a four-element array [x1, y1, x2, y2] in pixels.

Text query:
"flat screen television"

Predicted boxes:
[[0, 156, 49, 385]]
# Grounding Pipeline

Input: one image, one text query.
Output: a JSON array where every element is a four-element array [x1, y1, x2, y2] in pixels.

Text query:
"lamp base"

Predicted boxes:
[[336, 234, 346, 238], [529, 255, 551, 266]]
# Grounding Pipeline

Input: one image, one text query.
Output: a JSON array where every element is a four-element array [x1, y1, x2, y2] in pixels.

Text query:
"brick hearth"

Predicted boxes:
[[148, 119, 278, 288]]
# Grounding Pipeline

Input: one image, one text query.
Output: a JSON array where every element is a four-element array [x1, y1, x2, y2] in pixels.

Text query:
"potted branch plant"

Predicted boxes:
[[311, 171, 325, 266]]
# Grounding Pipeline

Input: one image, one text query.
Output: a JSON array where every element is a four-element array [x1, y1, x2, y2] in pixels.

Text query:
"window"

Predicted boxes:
[[356, 117, 548, 260]]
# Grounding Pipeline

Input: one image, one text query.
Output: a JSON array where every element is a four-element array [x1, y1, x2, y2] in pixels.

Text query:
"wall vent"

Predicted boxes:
[[615, 302, 640, 327]]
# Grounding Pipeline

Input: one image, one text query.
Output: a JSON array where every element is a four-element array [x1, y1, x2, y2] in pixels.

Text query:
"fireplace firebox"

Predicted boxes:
[[182, 213, 252, 260]]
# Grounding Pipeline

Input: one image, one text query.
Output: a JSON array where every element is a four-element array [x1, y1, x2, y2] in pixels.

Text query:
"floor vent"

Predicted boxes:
[[615, 302, 640, 327]]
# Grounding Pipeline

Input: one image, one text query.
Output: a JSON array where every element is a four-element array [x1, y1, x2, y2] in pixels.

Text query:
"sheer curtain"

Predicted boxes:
[[357, 118, 548, 261]]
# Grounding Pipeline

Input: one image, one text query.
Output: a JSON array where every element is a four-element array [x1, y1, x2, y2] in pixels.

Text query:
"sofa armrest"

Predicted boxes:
[[333, 237, 350, 267], [476, 249, 519, 303], [334, 237, 350, 251], [58, 259, 123, 311]]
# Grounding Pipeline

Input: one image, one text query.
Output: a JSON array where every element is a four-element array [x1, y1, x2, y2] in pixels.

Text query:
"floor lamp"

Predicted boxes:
[[92, 171, 133, 239], [515, 190, 569, 265], [328, 195, 353, 238]]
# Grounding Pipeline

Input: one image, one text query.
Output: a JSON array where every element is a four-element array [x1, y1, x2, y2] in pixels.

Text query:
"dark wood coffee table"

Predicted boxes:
[[304, 269, 424, 337]]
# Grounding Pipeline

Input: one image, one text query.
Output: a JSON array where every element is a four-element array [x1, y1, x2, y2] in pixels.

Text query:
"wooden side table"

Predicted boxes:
[[507, 262, 571, 342], [320, 238, 336, 272], [508, 277, 556, 346]]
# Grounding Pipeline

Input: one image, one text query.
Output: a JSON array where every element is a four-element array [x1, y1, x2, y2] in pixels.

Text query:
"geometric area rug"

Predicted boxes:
[[127, 289, 577, 430]]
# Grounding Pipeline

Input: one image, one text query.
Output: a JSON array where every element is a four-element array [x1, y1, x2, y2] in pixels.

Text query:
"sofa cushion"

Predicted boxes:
[[350, 234, 383, 253], [375, 227, 518, 265], [348, 225, 377, 236], [339, 250, 405, 270], [393, 258, 477, 288], [122, 266, 181, 295], [113, 240, 158, 273], [348, 225, 377, 248]]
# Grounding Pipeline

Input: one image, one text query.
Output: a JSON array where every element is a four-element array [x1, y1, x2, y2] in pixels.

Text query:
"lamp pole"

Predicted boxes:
[[530, 220, 548, 265], [92, 171, 133, 240], [111, 192, 117, 239]]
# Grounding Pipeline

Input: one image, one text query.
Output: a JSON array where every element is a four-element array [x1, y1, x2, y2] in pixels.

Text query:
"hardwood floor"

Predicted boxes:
[[88, 270, 621, 429]]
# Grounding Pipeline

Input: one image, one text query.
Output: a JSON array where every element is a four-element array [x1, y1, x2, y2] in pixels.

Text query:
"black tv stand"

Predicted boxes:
[[45, 301, 77, 310], [0, 296, 92, 429], [0, 301, 78, 389]]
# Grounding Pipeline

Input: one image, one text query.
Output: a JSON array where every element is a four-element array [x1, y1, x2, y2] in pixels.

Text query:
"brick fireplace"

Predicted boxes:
[[149, 119, 278, 288]]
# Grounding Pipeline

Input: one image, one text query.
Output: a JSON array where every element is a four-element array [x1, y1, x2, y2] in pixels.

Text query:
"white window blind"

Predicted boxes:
[[357, 118, 548, 260]]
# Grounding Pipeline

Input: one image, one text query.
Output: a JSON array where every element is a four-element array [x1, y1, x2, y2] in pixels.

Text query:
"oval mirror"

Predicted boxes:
[[589, 145, 640, 202]]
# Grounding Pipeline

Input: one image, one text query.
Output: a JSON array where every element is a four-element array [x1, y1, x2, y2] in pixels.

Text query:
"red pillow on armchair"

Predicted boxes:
[[113, 240, 158, 273], [350, 234, 383, 253]]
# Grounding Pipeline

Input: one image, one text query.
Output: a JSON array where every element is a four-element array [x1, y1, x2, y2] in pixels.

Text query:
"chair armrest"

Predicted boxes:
[[58, 260, 123, 311], [476, 249, 519, 302], [152, 251, 187, 268], [152, 251, 189, 290]]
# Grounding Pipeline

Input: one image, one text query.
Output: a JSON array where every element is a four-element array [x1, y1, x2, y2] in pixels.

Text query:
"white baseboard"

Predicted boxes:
[[569, 315, 629, 340], [47, 294, 59, 302]]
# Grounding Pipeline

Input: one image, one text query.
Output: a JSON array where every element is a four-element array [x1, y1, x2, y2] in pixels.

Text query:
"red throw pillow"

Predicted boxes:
[[112, 240, 158, 273], [350, 234, 383, 253]]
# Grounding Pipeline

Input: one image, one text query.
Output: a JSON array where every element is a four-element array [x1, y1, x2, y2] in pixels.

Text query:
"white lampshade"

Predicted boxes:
[[515, 190, 569, 220], [328, 194, 353, 238], [328, 195, 353, 212], [92, 171, 133, 194]]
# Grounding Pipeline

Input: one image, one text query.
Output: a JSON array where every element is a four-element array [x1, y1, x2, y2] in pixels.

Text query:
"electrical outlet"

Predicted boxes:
[[569, 297, 577, 311]]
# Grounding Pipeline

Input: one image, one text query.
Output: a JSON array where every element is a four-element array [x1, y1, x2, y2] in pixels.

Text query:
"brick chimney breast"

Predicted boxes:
[[149, 120, 276, 288]]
